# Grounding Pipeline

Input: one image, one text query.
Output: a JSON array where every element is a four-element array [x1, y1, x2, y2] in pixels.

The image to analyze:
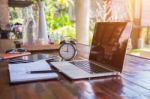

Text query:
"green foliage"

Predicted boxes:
[[49, 25, 75, 44], [88, 31, 93, 45], [55, 25, 75, 39], [43, 0, 75, 43], [9, 8, 18, 20], [9, 8, 23, 24], [130, 49, 140, 56], [142, 27, 150, 44], [11, 19, 23, 24], [44, 0, 74, 34], [9, 0, 75, 43]]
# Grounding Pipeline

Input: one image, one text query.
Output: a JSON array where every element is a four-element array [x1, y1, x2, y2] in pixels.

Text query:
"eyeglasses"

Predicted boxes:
[[5, 48, 27, 53]]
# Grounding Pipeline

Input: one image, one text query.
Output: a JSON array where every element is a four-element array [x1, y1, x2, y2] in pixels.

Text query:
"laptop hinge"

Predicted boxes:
[[89, 60, 118, 72]]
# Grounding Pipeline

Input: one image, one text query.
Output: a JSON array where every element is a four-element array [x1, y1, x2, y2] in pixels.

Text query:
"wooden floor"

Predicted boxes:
[[0, 54, 150, 99]]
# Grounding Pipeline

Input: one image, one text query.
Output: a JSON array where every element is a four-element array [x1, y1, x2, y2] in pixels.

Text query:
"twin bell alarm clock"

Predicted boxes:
[[59, 40, 77, 60]]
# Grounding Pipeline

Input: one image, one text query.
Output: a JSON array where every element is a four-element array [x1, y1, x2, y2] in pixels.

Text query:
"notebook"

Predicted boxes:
[[8, 60, 58, 83], [51, 22, 132, 79], [0, 52, 31, 59]]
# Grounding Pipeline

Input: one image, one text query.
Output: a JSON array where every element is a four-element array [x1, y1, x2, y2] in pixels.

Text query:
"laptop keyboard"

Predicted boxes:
[[70, 61, 111, 74]]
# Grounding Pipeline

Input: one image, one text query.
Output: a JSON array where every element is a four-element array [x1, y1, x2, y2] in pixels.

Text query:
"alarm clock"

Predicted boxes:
[[59, 40, 77, 60]]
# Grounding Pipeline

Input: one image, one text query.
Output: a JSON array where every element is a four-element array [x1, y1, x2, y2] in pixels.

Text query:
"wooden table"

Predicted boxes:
[[0, 44, 150, 99], [21, 44, 60, 52]]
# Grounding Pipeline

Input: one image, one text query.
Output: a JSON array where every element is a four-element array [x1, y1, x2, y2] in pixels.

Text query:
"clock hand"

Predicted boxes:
[[64, 45, 69, 52], [66, 45, 69, 52]]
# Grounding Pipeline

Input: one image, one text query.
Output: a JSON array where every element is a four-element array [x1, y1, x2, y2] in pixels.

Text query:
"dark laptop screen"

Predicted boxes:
[[89, 22, 132, 72]]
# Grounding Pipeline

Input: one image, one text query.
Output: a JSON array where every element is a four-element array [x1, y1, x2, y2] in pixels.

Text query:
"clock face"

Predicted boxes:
[[59, 43, 76, 60]]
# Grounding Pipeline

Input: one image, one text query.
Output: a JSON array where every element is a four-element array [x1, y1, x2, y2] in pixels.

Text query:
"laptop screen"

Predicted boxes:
[[89, 22, 132, 72]]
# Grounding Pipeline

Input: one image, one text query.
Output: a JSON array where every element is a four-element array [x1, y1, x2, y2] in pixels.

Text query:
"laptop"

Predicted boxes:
[[51, 22, 132, 79]]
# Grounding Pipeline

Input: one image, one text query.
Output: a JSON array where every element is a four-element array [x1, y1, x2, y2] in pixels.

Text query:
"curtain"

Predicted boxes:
[[125, 0, 134, 22]]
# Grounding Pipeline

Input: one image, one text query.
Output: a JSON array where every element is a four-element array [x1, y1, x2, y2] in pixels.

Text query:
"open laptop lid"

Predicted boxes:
[[89, 22, 132, 72]]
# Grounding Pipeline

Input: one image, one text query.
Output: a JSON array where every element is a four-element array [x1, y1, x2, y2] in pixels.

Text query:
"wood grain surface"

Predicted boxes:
[[0, 44, 150, 99]]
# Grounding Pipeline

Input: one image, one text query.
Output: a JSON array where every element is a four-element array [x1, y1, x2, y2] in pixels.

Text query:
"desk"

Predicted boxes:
[[0, 44, 150, 99], [21, 44, 60, 52]]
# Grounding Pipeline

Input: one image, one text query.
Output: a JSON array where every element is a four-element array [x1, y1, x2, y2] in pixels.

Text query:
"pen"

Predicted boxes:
[[27, 70, 59, 74]]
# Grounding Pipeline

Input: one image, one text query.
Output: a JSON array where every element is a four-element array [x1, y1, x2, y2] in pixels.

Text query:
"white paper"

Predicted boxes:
[[8, 60, 58, 83]]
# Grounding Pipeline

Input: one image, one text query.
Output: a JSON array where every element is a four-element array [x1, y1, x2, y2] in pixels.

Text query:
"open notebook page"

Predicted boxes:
[[8, 60, 58, 83]]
